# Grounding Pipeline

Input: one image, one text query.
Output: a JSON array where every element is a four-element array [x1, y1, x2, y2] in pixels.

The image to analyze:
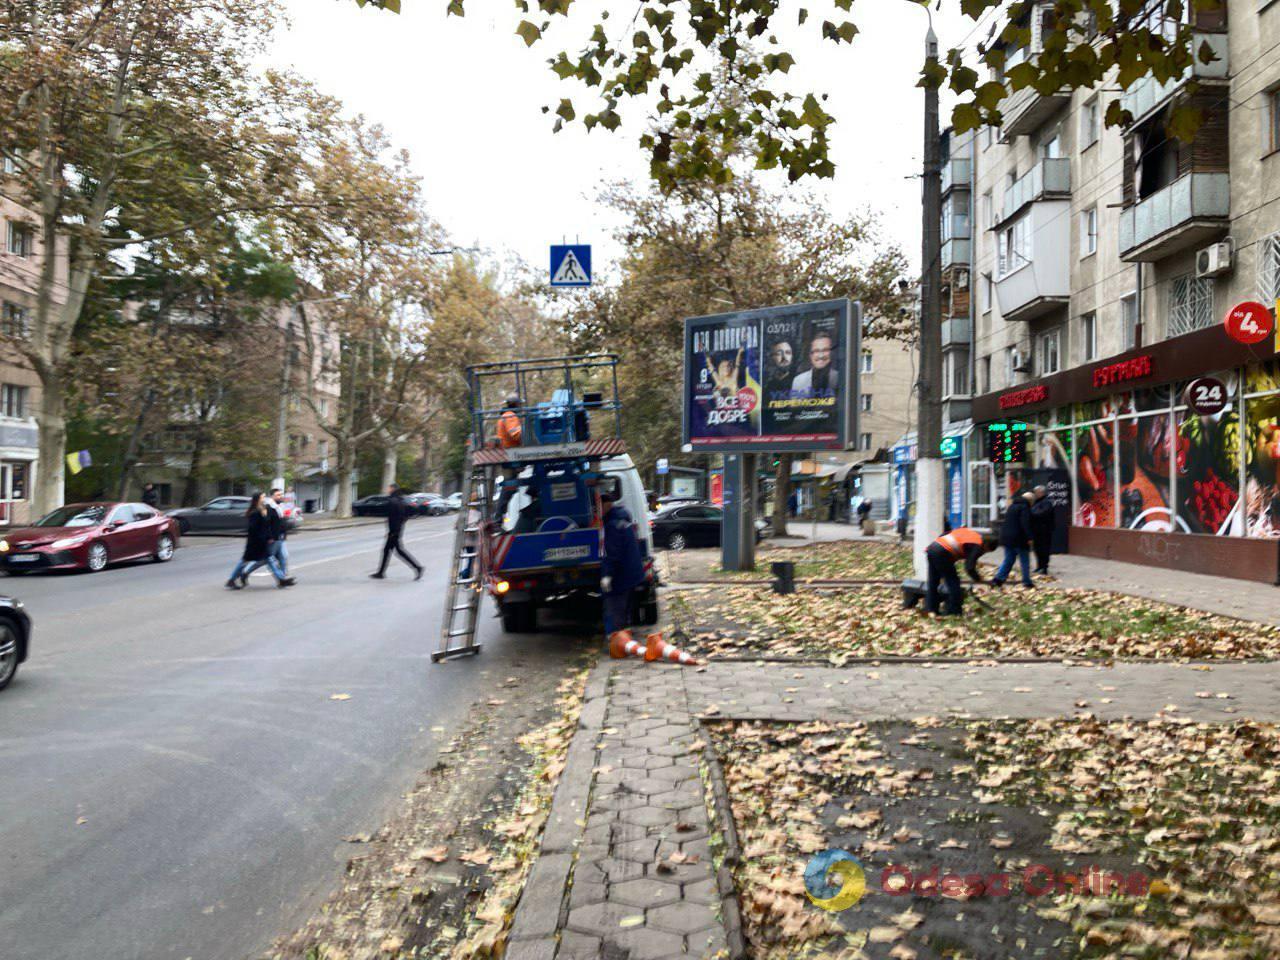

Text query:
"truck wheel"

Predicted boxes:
[[632, 585, 659, 626], [501, 600, 537, 633]]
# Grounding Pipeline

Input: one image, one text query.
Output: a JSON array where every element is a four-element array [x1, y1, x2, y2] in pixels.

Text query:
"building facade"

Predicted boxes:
[[959, 0, 1280, 581]]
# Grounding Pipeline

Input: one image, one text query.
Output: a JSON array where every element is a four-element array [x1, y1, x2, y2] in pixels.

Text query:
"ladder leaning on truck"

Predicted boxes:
[[433, 354, 658, 663]]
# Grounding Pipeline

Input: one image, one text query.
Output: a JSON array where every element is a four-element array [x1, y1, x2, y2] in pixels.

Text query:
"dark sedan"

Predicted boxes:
[[168, 496, 300, 535], [649, 503, 767, 551], [405, 493, 449, 516], [0, 502, 179, 573], [0, 596, 30, 691], [352, 494, 398, 517]]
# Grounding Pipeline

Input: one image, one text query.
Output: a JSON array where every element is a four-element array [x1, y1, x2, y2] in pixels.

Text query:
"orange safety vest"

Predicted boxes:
[[497, 410, 523, 448], [933, 527, 983, 558]]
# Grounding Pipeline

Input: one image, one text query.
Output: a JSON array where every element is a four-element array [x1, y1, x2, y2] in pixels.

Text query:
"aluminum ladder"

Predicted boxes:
[[432, 463, 486, 662]]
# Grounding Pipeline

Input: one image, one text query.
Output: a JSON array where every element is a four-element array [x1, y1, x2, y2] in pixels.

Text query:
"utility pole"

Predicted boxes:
[[272, 305, 297, 494], [913, 25, 945, 579]]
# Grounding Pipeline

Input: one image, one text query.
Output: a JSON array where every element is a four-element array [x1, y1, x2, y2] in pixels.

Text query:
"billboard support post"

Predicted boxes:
[[721, 453, 756, 571]]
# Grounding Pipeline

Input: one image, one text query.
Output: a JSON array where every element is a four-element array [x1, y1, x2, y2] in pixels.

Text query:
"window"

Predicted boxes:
[[1081, 312, 1098, 361], [0, 385, 26, 418], [1120, 292, 1139, 349], [1007, 168, 1019, 190], [981, 356, 992, 393], [133, 506, 156, 521], [110, 505, 137, 524], [859, 393, 872, 413], [1081, 97, 1100, 148], [860, 432, 873, 451], [1037, 328, 1062, 375], [6, 222, 32, 257], [1, 156, 16, 175], [1270, 88, 1280, 154], [945, 349, 971, 397], [1040, 128, 1062, 159], [982, 190, 994, 229], [981, 272, 993, 313], [998, 216, 1032, 277], [984, 126, 995, 149], [317, 397, 331, 419], [1005, 345, 1020, 382], [318, 439, 330, 461], [1258, 232, 1280, 304], [1, 303, 28, 339], [860, 349, 873, 373], [1169, 274, 1214, 338], [1081, 207, 1098, 256]]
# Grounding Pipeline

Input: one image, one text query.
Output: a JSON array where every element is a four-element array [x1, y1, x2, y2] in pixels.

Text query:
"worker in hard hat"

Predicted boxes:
[[495, 393, 523, 516], [600, 487, 644, 647], [924, 526, 989, 616]]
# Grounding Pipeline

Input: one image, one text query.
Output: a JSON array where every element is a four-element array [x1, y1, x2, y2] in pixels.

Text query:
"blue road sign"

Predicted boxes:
[[550, 244, 592, 287]]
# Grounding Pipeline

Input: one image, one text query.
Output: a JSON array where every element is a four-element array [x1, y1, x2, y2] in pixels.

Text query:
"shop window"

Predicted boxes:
[[1037, 328, 1062, 376], [1169, 274, 1214, 338], [6, 221, 32, 258], [1258, 232, 1280, 304], [0, 384, 27, 418], [1081, 312, 1098, 361], [1, 303, 28, 339], [1244, 360, 1280, 537]]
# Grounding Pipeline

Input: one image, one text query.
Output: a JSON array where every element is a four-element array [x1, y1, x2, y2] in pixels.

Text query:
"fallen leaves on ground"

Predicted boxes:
[[711, 540, 915, 582]]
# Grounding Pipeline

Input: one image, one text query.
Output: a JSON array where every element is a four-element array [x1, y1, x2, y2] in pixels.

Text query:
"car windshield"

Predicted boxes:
[[35, 505, 107, 527]]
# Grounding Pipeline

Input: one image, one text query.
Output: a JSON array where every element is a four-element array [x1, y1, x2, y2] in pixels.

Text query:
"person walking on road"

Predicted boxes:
[[265, 488, 291, 577], [991, 490, 1036, 588], [141, 483, 159, 508], [370, 484, 423, 580], [923, 526, 988, 615], [1030, 485, 1055, 575], [226, 493, 294, 589], [601, 487, 644, 645]]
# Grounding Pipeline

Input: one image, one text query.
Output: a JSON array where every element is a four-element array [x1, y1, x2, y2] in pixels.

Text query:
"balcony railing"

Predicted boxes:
[[1000, 158, 1070, 224], [994, 200, 1070, 321], [1119, 32, 1228, 126], [1001, 84, 1072, 138], [942, 316, 972, 347], [1118, 172, 1230, 261], [941, 158, 972, 194], [941, 237, 971, 270]]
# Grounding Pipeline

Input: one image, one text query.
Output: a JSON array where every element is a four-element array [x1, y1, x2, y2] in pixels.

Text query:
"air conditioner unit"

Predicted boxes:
[[1196, 240, 1233, 278], [1012, 349, 1032, 373]]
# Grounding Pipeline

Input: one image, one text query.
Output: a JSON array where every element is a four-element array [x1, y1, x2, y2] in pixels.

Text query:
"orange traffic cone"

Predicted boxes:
[[609, 630, 647, 660], [643, 632, 701, 666]]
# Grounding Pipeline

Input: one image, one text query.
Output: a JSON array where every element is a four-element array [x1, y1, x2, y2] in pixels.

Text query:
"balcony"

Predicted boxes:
[[994, 200, 1070, 322], [1118, 172, 1230, 262], [941, 158, 972, 194], [999, 158, 1070, 224], [1001, 84, 1071, 139], [942, 316, 971, 348], [941, 237, 971, 270], [1120, 32, 1228, 127]]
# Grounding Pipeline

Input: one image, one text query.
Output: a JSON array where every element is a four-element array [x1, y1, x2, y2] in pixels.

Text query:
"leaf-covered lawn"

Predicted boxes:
[[674, 585, 1280, 661], [707, 718, 1280, 959], [709, 541, 915, 582]]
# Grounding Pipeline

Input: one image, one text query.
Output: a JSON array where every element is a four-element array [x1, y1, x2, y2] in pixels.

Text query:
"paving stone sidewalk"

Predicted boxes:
[[506, 648, 1280, 959]]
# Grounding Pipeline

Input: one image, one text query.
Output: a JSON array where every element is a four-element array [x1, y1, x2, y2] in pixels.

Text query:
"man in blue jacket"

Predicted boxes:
[[991, 490, 1035, 588], [600, 488, 644, 640]]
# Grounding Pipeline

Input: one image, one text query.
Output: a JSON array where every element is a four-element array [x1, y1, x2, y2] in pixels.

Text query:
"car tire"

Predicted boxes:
[[86, 542, 108, 572], [501, 600, 537, 633], [154, 534, 175, 562], [0, 620, 19, 691], [667, 531, 687, 551]]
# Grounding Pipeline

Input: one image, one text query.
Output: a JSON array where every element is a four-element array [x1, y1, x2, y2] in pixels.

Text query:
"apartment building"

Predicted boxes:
[[955, 0, 1280, 581], [0, 185, 65, 525]]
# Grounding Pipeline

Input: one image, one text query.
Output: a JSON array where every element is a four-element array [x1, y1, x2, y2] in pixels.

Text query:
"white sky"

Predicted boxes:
[[267, 1, 979, 281]]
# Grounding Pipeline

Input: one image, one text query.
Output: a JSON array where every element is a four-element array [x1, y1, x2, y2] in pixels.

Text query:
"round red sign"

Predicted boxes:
[[1185, 376, 1228, 416], [1224, 301, 1275, 344]]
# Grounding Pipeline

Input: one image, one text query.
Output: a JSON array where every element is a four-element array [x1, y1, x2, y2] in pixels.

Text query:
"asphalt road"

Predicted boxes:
[[0, 517, 591, 960]]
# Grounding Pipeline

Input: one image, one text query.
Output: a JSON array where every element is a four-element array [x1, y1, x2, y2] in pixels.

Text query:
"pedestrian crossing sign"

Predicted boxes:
[[550, 244, 591, 287]]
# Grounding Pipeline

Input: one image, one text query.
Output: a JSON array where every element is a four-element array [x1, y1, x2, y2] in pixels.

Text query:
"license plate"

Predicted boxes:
[[7, 554, 38, 563]]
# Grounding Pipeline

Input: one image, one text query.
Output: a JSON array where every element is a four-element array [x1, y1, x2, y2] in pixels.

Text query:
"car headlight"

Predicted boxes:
[[51, 537, 87, 549], [0, 540, 8, 552]]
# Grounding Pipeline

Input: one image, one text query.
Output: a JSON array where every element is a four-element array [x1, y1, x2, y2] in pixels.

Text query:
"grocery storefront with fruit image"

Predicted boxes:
[[971, 319, 1280, 583]]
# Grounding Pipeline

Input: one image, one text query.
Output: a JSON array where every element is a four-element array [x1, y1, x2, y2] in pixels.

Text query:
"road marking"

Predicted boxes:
[[242, 530, 453, 577]]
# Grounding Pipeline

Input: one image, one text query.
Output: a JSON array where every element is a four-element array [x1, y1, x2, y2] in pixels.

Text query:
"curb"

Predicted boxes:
[[692, 718, 746, 960]]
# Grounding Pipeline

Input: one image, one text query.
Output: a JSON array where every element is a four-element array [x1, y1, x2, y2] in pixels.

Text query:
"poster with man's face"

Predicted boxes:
[[684, 300, 856, 452]]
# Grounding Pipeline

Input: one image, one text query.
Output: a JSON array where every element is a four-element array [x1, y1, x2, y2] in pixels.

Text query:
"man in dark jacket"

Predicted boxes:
[[141, 483, 159, 508], [371, 484, 423, 580], [1030, 485, 1056, 574], [601, 488, 645, 640], [992, 490, 1035, 588]]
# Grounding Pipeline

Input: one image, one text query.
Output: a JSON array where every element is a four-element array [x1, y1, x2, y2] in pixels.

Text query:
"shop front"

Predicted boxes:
[[891, 426, 974, 532], [971, 324, 1280, 583]]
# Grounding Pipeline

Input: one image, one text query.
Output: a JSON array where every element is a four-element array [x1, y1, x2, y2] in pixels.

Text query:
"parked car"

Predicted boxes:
[[0, 597, 32, 691], [352, 494, 396, 517], [649, 502, 767, 551], [445, 492, 463, 511], [405, 492, 449, 516], [168, 496, 298, 535], [0, 502, 179, 573]]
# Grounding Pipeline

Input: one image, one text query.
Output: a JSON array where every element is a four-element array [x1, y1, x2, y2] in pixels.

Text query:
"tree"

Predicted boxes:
[[0, 0, 313, 512], [353, 0, 1225, 184]]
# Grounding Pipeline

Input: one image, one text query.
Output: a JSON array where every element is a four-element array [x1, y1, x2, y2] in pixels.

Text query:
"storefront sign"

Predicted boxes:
[[1184, 376, 1228, 416], [1224, 301, 1274, 345], [939, 436, 961, 458], [1092, 355, 1154, 388], [988, 422, 1028, 464], [998, 384, 1048, 410]]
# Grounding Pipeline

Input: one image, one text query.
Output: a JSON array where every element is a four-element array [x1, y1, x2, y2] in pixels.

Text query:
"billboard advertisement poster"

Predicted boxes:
[[684, 299, 859, 453]]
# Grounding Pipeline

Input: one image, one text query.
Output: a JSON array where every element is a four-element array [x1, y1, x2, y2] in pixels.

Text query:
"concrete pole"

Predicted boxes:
[[913, 26, 945, 579], [272, 305, 296, 493]]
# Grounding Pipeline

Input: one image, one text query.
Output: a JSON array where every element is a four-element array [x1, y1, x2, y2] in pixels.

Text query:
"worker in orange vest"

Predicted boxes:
[[495, 394, 523, 517], [924, 526, 988, 616]]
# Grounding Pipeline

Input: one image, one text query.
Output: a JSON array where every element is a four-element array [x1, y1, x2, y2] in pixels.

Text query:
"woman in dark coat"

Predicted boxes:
[[225, 493, 294, 589]]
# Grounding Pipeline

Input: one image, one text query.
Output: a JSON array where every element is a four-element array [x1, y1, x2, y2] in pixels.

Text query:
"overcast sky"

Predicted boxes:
[[268, 1, 977, 283]]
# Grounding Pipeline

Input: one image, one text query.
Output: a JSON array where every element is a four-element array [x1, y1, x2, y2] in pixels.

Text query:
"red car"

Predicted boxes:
[[0, 502, 180, 574]]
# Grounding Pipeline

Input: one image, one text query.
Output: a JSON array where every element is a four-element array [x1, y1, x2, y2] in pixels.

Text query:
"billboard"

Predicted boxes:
[[683, 299, 859, 453]]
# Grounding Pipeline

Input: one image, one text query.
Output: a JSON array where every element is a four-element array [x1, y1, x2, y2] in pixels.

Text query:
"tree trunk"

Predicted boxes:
[[182, 428, 207, 506], [115, 388, 157, 500], [335, 438, 354, 518], [418, 435, 431, 492], [380, 441, 398, 491], [771, 453, 792, 538], [34, 373, 66, 515]]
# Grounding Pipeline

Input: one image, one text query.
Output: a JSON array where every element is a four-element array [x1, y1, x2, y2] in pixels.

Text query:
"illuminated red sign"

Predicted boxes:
[[1092, 355, 1154, 388], [998, 384, 1048, 410], [1224, 301, 1274, 345]]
